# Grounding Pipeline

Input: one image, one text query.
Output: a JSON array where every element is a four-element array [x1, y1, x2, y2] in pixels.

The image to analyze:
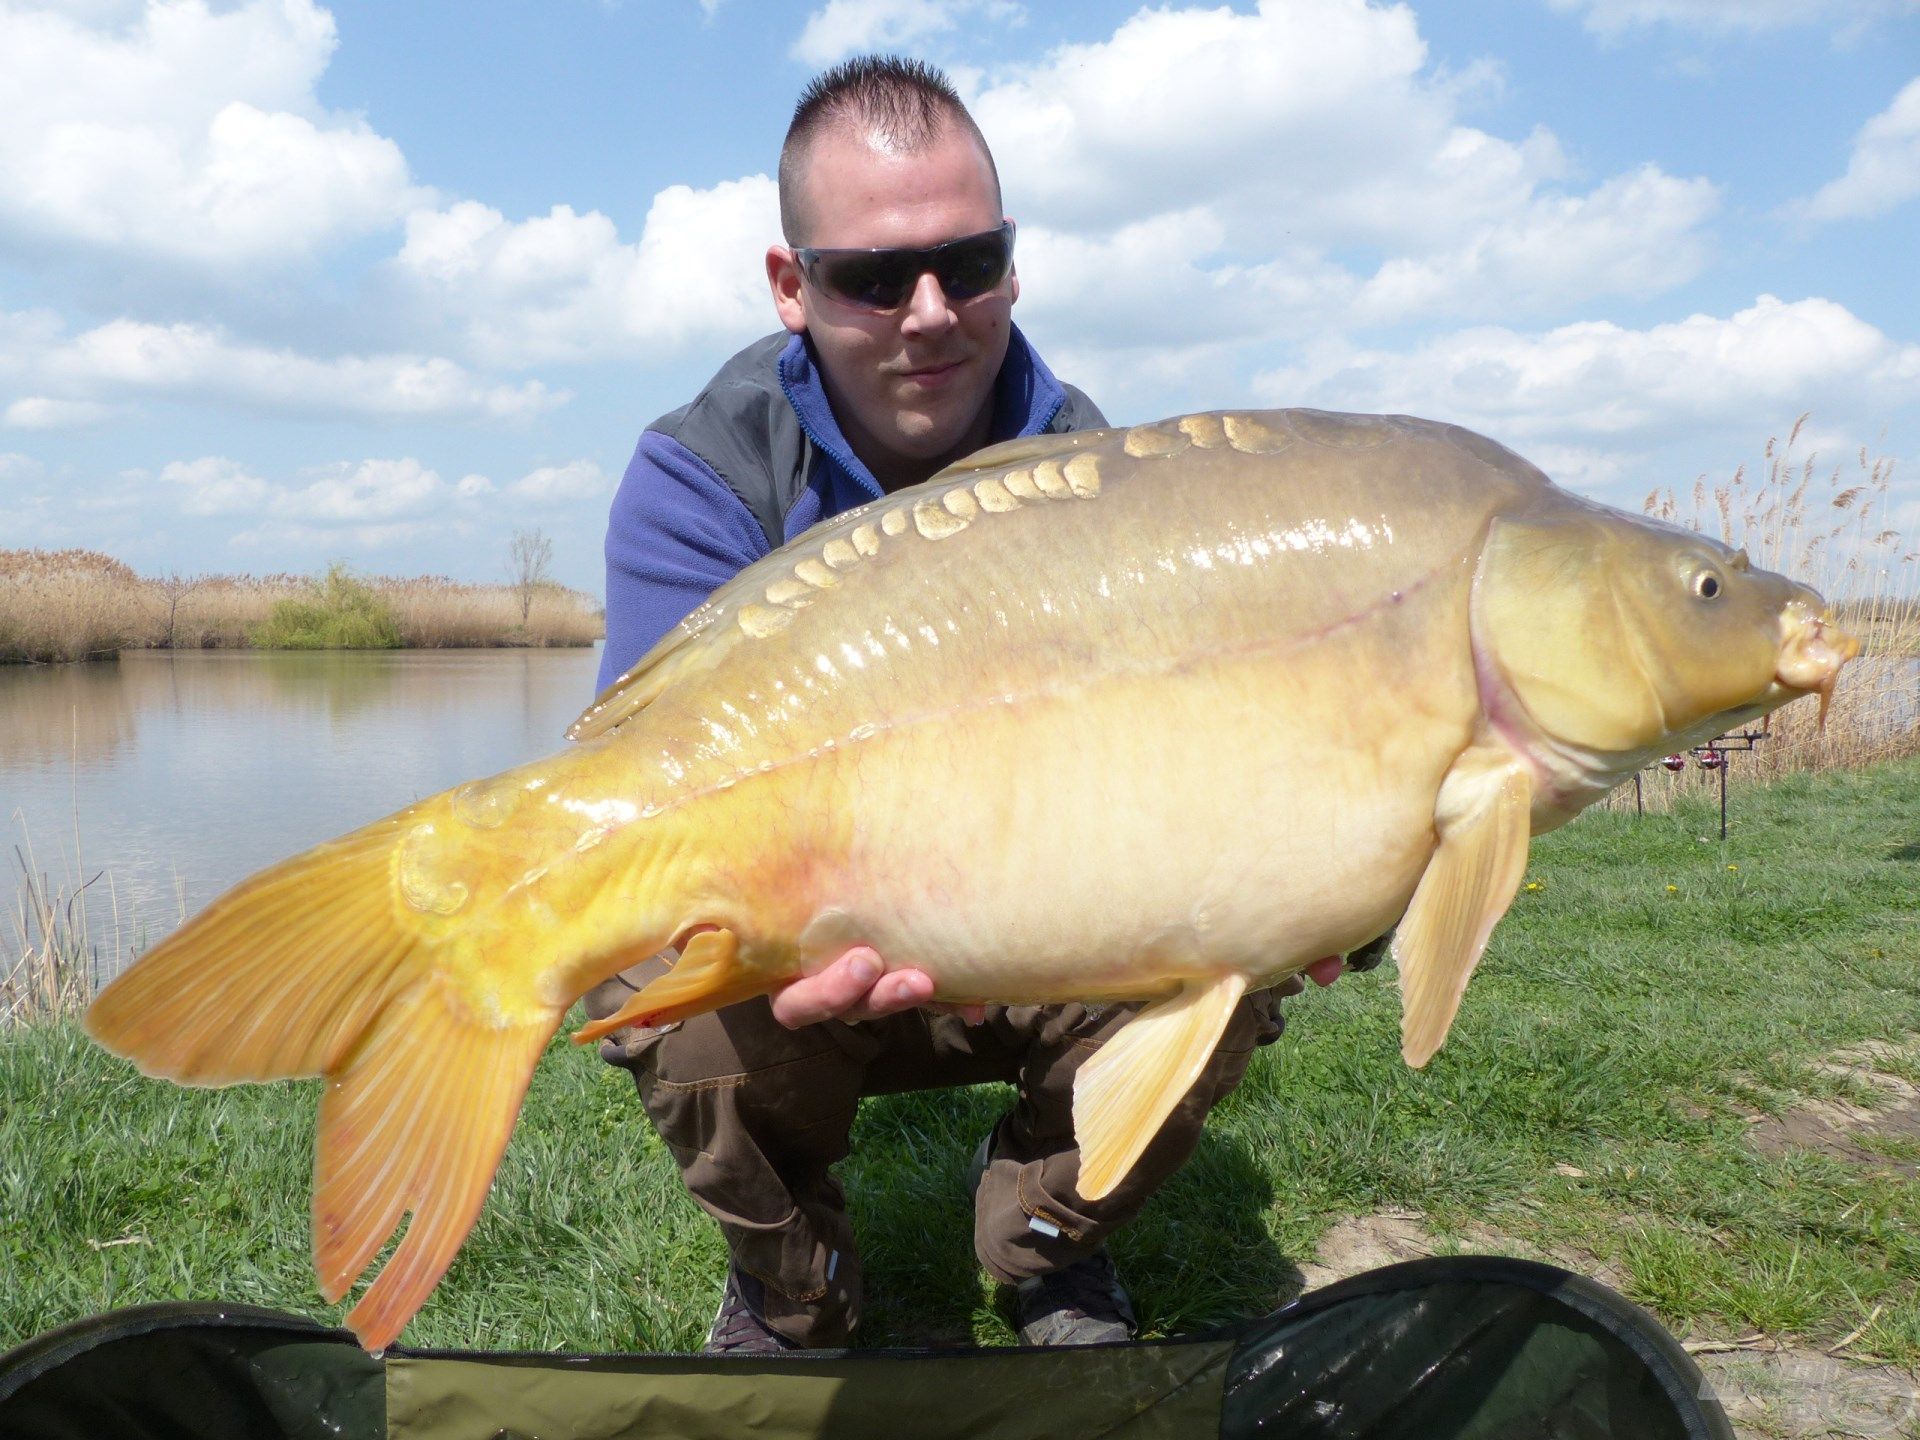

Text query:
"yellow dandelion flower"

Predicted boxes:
[[1666, 884, 1678, 893], [1524, 880, 1544, 893]]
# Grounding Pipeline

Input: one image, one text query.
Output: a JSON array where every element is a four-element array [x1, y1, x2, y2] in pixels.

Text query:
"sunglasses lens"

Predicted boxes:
[[815, 253, 917, 310], [803, 226, 1013, 310], [933, 231, 1012, 299]]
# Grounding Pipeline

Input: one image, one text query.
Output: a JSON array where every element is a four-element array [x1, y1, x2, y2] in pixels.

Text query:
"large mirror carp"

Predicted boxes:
[[88, 409, 1859, 1350]]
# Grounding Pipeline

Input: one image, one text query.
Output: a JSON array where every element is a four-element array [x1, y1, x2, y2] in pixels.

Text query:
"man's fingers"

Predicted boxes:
[[856, 968, 937, 1019], [927, 1001, 989, 1024], [770, 949, 940, 1028], [1305, 955, 1347, 988], [770, 949, 883, 1028]]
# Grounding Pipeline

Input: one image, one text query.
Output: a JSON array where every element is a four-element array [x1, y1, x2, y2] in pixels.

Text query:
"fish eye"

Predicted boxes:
[[1693, 570, 1723, 600]]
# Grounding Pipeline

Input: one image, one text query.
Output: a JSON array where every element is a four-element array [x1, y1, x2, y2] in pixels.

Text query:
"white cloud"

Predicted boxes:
[[1015, 209, 1357, 350], [963, 0, 1716, 359], [228, 518, 449, 553], [507, 459, 608, 503], [1252, 295, 1920, 448], [286, 457, 448, 521], [158, 456, 274, 516], [1799, 76, 1920, 221], [1545, 0, 1914, 36], [969, 1, 1586, 245], [395, 176, 781, 367], [3, 397, 115, 428], [0, 0, 429, 269], [1, 312, 561, 422], [0, 451, 45, 485], [158, 454, 491, 526], [1352, 165, 1719, 321], [791, 0, 1021, 66]]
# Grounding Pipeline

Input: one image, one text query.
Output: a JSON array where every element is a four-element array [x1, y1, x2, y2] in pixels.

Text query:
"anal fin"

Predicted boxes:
[[1395, 749, 1534, 1068], [1072, 973, 1248, 1202], [570, 928, 753, 1043]]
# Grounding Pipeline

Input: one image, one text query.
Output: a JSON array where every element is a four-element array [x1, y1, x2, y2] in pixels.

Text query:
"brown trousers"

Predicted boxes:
[[586, 959, 1284, 1347]]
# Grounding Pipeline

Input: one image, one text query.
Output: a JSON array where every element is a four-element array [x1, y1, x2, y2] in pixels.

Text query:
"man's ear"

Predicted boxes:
[[1005, 215, 1019, 306], [767, 246, 807, 334]]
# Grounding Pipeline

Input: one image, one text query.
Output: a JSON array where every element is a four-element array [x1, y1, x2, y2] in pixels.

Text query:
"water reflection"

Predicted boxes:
[[0, 662, 139, 769], [2, 646, 604, 976]]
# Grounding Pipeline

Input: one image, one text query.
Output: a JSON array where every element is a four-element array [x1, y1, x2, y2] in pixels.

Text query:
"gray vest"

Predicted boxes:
[[648, 334, 1109, 549]]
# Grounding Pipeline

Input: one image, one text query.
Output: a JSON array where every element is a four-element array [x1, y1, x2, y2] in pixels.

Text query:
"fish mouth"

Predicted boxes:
[[1775, 601, 1862, 727]]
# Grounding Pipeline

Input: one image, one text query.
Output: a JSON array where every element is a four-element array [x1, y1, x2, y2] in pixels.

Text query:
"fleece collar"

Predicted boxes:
[[777, 322, 1069, 503]]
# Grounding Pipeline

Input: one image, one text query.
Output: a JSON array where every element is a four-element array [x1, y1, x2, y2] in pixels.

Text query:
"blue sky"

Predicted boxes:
[[1, 0, 1916, 596]]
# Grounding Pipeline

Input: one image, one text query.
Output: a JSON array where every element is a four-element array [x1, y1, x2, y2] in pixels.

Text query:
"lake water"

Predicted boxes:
[[2, 647, 604, 979]]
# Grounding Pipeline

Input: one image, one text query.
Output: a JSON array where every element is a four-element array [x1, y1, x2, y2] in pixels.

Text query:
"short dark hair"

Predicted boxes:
[[778, 55, 1001, 244]]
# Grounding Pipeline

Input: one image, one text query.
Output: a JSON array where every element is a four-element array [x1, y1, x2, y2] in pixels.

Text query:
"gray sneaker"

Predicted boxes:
[[704, 1265, 799, 1354], [1014, 1249, 1138, 1346], [971, 1132, 1139, 1345]]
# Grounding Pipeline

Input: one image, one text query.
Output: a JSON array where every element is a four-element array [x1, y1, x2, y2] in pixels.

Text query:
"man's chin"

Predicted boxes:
[[890, 421, 981, 468]]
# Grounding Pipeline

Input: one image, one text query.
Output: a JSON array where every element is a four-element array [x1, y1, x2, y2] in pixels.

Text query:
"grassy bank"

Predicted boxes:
[[4, 758, 1917, 1361], [0, 549, 603, 662]]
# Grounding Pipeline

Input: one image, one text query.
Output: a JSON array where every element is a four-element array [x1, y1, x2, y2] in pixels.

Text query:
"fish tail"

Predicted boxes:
[[312, 971, 551, 1352], [85, 806, 564, 1352], [85, 813, 434, 1084]]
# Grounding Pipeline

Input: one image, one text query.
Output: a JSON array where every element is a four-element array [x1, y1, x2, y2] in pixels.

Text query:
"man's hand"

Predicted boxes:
[[770, 947, 942, 1028], [1274, 955, 1349, 997]]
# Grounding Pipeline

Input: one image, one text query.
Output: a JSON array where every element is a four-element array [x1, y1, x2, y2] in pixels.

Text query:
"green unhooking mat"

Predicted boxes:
[[0, 1256, 1734, 1439]]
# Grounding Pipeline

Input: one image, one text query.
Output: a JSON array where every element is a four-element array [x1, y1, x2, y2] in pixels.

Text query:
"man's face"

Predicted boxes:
[[768, 122, 1017, 490]]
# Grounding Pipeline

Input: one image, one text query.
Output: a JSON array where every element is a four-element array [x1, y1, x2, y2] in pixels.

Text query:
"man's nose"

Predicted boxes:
[[900, 269, 956, 334]]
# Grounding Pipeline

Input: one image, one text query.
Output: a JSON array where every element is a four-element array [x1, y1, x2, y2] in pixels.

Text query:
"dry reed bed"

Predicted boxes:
[[2, 816, 152, 1026], [0, 552, 603, 662], [4, 863, 98, 1027]]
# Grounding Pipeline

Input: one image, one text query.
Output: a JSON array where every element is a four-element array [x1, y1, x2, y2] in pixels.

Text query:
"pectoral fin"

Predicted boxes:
[[571, 928, 753, 1043], [1073, 973, 1248, 1202], [1395, 751, 1534, 1068]]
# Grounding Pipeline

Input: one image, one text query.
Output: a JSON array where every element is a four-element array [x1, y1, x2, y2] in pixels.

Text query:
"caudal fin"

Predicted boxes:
[[85, 806, 564, 1352], [311, 975, 551, 1350]]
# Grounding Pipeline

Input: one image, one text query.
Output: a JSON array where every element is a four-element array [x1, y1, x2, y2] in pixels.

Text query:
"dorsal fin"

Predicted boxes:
[[567, 603, 730, 742], [568, 430, 1123, 743], [936, 427, 1112, 475], [567, 489, 904, 743]]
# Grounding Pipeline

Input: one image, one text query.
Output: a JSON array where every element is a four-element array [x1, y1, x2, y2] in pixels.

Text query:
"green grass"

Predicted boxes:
[[247, 562, 401, 649], [4, 759, 1918, 1359]]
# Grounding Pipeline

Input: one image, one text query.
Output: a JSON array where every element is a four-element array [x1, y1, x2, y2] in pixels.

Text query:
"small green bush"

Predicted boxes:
[[247, 563, 401, 650]]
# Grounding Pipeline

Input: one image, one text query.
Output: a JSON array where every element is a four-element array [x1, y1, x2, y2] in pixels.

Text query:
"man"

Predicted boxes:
[[589, 55, 1338, 1354]]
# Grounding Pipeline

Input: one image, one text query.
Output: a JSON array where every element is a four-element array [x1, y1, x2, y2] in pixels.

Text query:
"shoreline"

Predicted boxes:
[[2, 549, 605, 663], [1, 635, 604, 665]]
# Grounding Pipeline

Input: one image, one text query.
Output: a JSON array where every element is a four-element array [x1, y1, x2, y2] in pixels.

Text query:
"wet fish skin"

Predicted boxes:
[[85, 409, 1857, 1350]]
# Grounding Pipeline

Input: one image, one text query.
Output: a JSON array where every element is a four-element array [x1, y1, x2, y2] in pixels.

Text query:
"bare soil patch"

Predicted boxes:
[[1692, 1346, 1918, 1439], [1296, 1207, 1626, 1295], [1744, 1039, 1920, 1178]]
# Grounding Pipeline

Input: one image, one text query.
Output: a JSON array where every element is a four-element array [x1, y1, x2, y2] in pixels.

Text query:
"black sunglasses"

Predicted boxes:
[[794, 222, 1015, 313]]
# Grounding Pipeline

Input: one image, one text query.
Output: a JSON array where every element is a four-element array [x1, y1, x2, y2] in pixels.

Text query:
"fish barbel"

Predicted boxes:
[[86, 409, 1858, 1350]]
